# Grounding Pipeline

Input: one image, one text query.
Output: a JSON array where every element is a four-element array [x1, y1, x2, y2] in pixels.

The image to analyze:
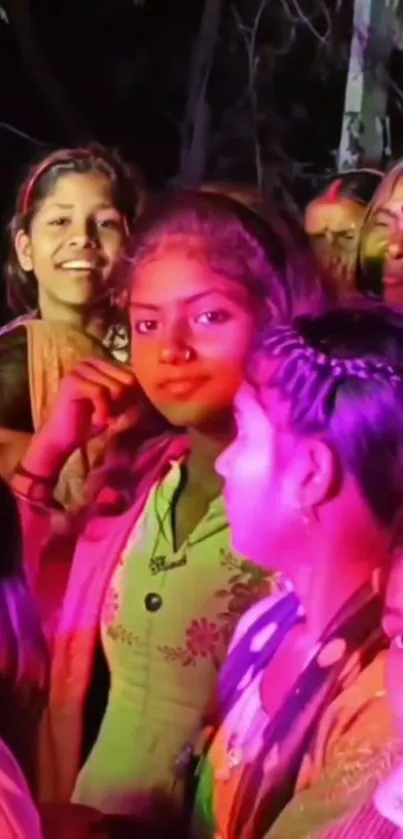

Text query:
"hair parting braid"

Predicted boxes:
[[250, 305, 403, 529], [292, 363, 334, 425], [263, 325, 403, 388], [262, 326, 304, 356], [337, 358, 401, 384], [308, 376, 338, 424]]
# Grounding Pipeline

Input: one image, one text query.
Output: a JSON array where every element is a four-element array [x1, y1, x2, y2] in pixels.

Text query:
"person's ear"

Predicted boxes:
[[14, 229, 33, 272], [290, 438, 338, 512]]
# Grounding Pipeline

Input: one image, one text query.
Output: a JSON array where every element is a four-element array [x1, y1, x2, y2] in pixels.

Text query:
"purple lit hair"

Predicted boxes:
[[116, 189, 328, 324], [252, 301, 403, 529]]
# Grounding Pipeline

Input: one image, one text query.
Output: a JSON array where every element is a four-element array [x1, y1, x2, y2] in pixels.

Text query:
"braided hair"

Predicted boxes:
[[252, 301, 403, 529]]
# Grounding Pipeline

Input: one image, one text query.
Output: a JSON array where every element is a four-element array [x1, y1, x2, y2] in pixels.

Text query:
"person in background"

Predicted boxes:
[[1, 143, 145, 358], [193, 302, 403, 839], [305, 169, 382, 296], [11, 190, 326, 828], [357, 160, 403, 307], [0, 145, 145, 489]]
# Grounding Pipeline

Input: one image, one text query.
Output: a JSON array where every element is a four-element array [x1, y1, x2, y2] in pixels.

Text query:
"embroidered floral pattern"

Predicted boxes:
[[157, 645, 195, 667], [219, 549, 240, 572], [105, 547, 276, 666], [157, 552, 277, 667], [106, 623, 139, 646], [186, 618, 220, 657], [102, 585, 120, 625], [157, 619, 220, 667], [215, 552, 275, 646]]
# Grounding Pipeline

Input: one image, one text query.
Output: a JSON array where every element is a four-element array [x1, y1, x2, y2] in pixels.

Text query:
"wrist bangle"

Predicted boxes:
[[14, 464, 58, 486], [12, 465, 58, 505]]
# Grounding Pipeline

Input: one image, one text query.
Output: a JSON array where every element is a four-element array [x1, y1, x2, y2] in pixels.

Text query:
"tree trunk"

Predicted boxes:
[[337, 0, 397, 170], [8, 0, 89, 143], [179, 0, 223, 187]]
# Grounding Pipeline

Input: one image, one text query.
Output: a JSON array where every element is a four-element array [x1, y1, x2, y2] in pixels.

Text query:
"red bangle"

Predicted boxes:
[[14, 464, 58, 485], [12, 465, 58, 505]]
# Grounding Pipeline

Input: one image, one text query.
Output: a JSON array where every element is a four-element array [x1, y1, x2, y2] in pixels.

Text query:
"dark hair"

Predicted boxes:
[[0, 477, 48, 790], [117, 188, 328, 323], [201, 182, 266, 216], [357, 160, 403, 297], [313, 168, 382, 208], [5, 143, 146, 315], [253, 301, 403, 531]]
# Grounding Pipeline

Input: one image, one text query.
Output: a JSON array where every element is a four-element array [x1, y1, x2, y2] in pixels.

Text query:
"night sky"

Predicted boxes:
[[0, 1, 204, 189], [3, 0, 400, 324], [0, 0, 351, 198]]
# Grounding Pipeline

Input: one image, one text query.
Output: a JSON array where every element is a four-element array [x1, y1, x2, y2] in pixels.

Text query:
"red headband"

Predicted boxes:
[[325, 179, 343, 201], [21, 148, 92, 215]]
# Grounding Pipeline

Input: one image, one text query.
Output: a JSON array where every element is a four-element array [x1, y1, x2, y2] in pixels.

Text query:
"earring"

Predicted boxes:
[[294, 501, 312, 528]]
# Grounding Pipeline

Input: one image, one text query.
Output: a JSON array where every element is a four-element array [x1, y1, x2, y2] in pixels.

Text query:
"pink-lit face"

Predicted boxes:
[[383, 550, 403, 738], [129, 251, 258, 428], [216, 382, 297, 567]]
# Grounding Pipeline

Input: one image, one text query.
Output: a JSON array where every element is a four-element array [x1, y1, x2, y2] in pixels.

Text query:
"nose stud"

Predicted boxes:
[[389, 243, 402, 258], [160, 346, 192, 363]]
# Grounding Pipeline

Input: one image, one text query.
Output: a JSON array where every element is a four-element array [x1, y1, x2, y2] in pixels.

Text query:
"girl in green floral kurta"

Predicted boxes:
[[13, 191, 325, 823]]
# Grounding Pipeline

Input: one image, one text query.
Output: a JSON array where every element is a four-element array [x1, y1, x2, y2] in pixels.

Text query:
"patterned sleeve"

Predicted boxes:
[[227, 591, 288, 655], [264, 690, 399, 839]]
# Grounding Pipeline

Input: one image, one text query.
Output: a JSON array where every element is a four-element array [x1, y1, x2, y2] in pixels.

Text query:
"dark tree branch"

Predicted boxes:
[[8, 0, 90, 143], [179, 0, 224, 186]]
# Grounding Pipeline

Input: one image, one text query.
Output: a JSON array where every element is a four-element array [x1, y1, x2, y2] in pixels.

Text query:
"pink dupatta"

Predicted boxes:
[[16, 433, 189, 802]]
